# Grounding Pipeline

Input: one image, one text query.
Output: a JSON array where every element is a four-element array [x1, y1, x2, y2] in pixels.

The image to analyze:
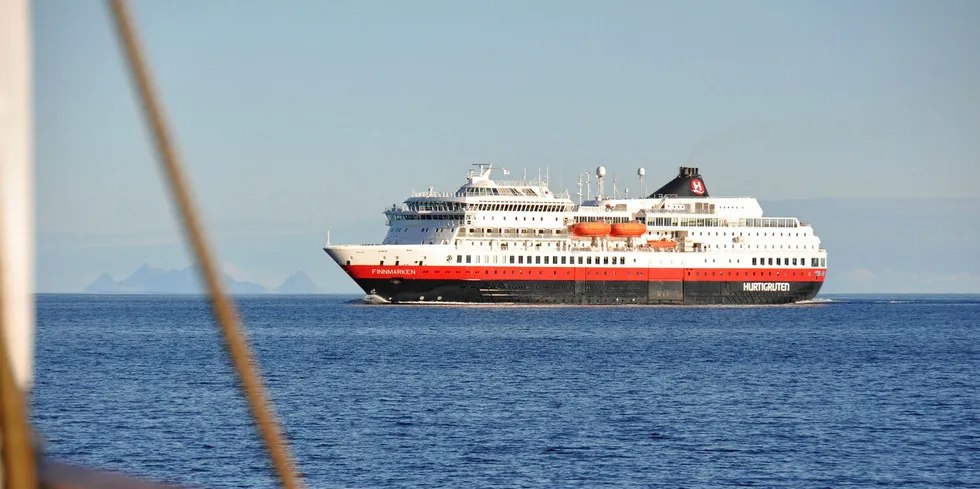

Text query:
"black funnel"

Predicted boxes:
[[648, 166, 709, 198]]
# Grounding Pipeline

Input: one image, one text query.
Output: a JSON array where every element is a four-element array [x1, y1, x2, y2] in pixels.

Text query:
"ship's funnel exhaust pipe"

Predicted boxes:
[[648, 166, 709, 198]]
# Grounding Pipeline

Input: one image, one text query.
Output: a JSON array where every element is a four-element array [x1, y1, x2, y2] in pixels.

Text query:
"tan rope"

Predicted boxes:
[[105, 1, 304, 487], [0, 252, 38, 489]]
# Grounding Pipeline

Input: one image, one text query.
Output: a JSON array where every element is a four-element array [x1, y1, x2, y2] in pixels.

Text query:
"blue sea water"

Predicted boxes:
[[30, 294, 980, 488]]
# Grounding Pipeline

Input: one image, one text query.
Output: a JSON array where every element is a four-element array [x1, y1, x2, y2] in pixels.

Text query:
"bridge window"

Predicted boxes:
[[578, 257, 583, 264], [561, 256, 567, 264], [752, 257, 757, 266], [544, 256, 549, 264], [776, 258, 781, 266], [768, 258, 773, 266], [792, 258, 797, 266], [620, 257, 625, 265], [535, 256, 541, 264], [518, 256, 524, 264], [456, 255, 462, 263], [509, 256, 515, 264], [587, 257, 592, 265], [466, 255, 471, 263], [603, 256, 609, 265], [820, 258, 826, 267]]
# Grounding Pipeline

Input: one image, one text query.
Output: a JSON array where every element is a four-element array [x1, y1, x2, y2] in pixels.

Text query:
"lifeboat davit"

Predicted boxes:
[[571, 221, 611, 237], [609, 221, 647, 238], [648, 238, 677, 249]]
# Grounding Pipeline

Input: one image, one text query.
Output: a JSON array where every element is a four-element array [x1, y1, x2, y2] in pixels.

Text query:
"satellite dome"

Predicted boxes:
[[596, 166, 606, 177]]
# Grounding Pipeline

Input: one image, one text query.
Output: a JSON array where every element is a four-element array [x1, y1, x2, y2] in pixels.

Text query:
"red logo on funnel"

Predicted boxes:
[[690, 179, 705, 195]]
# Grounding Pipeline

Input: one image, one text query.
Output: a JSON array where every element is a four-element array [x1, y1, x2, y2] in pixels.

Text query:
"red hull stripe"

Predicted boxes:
[[345, 265, 826, 283]]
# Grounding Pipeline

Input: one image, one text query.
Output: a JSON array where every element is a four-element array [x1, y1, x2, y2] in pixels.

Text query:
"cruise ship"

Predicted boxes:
[[324, 165, 827, 304]]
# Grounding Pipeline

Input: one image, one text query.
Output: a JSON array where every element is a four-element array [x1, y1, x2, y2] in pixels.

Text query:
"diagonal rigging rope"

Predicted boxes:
[[105, 1, 304, 487]]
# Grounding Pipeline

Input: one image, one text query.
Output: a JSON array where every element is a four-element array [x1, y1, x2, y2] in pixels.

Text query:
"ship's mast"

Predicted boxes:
[[0, 0, 35, 393], [1, 0, 37, 486], [595, 166, 605, 200]]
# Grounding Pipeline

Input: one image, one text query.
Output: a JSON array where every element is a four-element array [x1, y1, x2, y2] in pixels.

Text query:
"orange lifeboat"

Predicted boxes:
[[647, 238, 677, 249], [609, 221, 647, 238], [571, 221, 611, 237]]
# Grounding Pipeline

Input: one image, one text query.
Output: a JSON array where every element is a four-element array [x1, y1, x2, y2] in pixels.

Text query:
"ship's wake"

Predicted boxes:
[[350, 294, 390, 304], [794, 298, 836, 304]]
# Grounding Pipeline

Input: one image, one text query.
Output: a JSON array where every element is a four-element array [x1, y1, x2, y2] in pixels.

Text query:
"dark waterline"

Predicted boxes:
[[30, 293, 980, 488]]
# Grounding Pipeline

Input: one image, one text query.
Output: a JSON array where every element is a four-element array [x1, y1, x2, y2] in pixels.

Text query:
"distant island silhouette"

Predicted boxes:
[[84, 265, 323, 294]]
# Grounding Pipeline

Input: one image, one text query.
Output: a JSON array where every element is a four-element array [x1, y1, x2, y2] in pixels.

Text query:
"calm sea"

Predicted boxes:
[[30, 294, 980, 488]]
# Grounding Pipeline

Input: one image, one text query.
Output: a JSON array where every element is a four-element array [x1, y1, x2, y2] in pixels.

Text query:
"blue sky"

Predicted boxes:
[[33, 0, 979, 292]]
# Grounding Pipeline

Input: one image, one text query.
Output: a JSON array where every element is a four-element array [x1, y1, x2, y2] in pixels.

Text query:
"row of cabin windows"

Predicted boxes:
[[380, 255, 826, 268], [472, 203, 571, 212], [462, 228, 565, 235], [703, 244, 816, 250], [457, 254, 630, 266], [648, 217, 799, 227], [751, 257, 827, 267], [455, 188, 537, 197], [692, 231, 809, 237], [481, 216, 562, 221], [389, 213, 465, 220], [390, 227, 456, 233], [406, 202, 574, 212]]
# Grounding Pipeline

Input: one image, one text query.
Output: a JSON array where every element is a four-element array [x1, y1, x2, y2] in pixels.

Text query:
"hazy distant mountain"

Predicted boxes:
[[84, 264, 267, 294], [273, 271, 322, 294]]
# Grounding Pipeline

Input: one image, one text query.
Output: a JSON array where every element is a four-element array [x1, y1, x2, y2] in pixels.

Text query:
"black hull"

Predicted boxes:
[[354, 278, 823, 305]]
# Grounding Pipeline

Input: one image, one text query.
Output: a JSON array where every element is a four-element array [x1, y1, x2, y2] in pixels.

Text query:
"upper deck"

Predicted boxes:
[[375, 164, 824, 256]]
